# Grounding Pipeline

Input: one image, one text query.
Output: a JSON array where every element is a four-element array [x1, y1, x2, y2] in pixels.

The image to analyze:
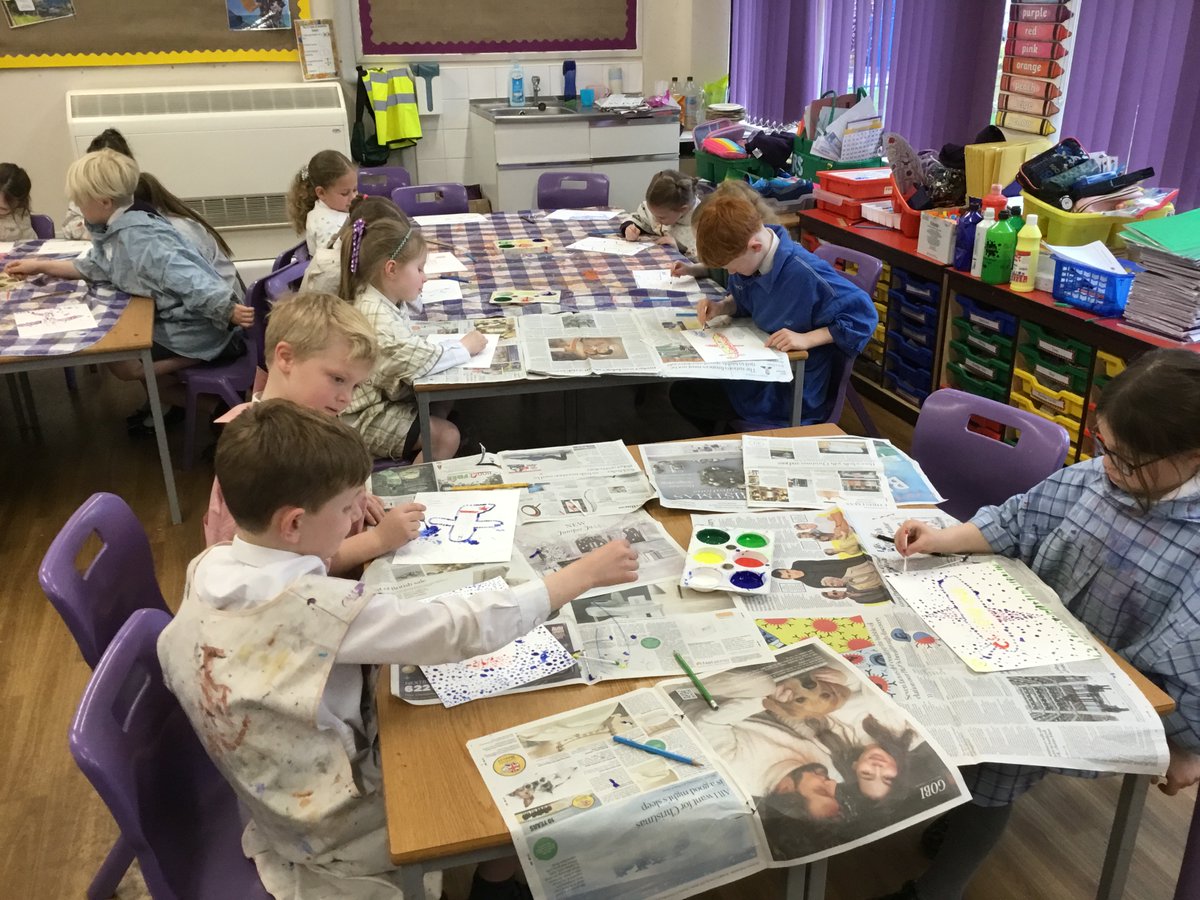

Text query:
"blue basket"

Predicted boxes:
[[1051, 257, 1142, 318]]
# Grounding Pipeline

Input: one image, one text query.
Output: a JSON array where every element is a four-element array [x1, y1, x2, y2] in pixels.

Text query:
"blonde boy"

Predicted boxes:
[[203, 291, 424, 575], [159, 400, 638, 900]]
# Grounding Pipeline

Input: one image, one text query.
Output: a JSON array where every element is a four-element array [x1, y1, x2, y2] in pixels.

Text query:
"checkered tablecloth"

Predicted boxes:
[[0, 241, 131, 358], [417, 211, 724, 320]]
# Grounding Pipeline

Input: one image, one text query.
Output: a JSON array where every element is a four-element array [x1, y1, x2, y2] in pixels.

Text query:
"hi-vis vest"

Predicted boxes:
[[362, 68, 423, 146]]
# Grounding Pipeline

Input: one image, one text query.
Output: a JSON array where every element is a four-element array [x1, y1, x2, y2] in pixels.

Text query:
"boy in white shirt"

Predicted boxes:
[[158, 399, 638, 900]]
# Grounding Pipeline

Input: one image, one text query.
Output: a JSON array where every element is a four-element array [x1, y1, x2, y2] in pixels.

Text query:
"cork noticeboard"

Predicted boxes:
[[0, 0, 309, 68], [358, 0, 637, 55]]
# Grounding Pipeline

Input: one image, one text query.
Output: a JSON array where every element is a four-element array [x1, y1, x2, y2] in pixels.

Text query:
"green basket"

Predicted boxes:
[[949, 340, 1013, 385], [950, 317, 1014, 360], [793, 135, 883, 181], [695, 149, 776, 183], [1017, 343, 1090, 395], [948, 362, 1008, 402]]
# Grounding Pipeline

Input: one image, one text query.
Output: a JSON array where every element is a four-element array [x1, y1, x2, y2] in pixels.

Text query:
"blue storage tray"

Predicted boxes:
[[886, 330, 935, 369], [884, 370, 931, 407], [885, 349, 933, 392], [956, 295, 1018, 337], [896, 316, 937, 348], [893, 269, 941, 304], [890, 290, 939, 329]]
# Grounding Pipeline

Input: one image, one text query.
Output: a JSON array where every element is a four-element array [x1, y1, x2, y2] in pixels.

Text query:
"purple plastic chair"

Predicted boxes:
[[392, 182, 469, 217], [31, 213, 54, 239], [178, 322, 261, 469], [910, 388, 1070, 521], [358, 165, 412, 197], [38, 492, 169, 900], [536, 171, 610, 209], [272, 238, 310, 273], [69, 609, 271, 900], [1175, 801, 1200, 899]]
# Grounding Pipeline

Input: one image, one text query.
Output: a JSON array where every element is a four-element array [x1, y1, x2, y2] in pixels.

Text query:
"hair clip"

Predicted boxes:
[[300, 164, 310, 183], [388, 225, 414, 261], [350, 218, 366, 274]]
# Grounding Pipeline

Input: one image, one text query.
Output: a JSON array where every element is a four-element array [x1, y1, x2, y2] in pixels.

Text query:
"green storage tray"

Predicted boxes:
[[1017, 343, 1090, 395], [695, 149, 776, 183], [948, 362, 1007, 402], [950, 317, 1014, 360], [1021, 321, 1094, 368], [949, 340, 1013, 384], [793, 135, 884, 181]]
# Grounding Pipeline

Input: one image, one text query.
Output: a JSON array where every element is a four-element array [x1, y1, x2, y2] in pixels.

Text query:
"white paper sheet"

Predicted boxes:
[[1046, 240, 1126, 275], [420, 625, 578, 707], [545, 209, 622, 221], [683, 326, 778, 363], [427, 332, 500, 369], [418, 279, 465, 304], [392, 489, 520, 564], [13, 300, 96, 338], [567, 236, 650, 256], [30, 240, 92, 257], [424, 251, 468, 276], [413, 213, 489, 226], [632, 269, 701, 294]]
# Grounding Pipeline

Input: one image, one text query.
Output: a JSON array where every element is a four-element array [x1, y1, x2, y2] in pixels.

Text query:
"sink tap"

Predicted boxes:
[[531, 75, 541, 101]]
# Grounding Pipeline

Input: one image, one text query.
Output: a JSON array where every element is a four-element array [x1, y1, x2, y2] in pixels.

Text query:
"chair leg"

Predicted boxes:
[[183, 393, 199, 470], [1173, 796, 1200, 900], [847, 385, 881, 438], [86, 834, 135, 900], [65, 368, 79, 392]]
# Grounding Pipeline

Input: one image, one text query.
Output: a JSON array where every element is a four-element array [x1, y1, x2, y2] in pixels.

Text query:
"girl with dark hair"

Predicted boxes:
[[880, 348, 1200, 900], [0, 163, 35, 241], [620, 169, 703, 255]]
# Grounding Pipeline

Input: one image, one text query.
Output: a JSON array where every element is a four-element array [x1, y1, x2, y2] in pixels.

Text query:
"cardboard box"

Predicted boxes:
[[917, 209, 961, 264]]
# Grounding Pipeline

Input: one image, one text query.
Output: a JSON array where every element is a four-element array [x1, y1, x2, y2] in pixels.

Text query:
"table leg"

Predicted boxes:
[[5, 374, 29, 436], [785, 859, 827, 900], [19, 372, 40, 435], [790, 358, 807, 426], [399, 863, 426, 900], [1096, 773, 1151, 900], [418, 393, 435, 462], [142, 349, 182, 525]]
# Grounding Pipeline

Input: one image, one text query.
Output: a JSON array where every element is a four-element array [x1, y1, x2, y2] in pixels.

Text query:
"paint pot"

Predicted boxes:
[[680, 525, 775, 594]]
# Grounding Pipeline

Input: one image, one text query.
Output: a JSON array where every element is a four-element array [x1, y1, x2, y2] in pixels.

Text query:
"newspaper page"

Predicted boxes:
[[520, 310, 662, 377], [871, 439, 946, 506], [638, 440, 750, 513], [515, 511, 687, 600], [369, 462, 440, 509], [754, 614, 897, 698], [632, 308, 794, 383], [843, 509, 967, 574], [741, 435, 894, 509], [411, 315, 528, 384], [691, 511, 891, 610], [468, 691, 765, 900], [664, 640, 969, 866]]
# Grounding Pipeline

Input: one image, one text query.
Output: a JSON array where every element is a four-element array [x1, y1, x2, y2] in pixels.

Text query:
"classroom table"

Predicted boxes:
[[375, 423, 1173, 900], [411, 211, 807, 459], [0, 296, 182, 524]]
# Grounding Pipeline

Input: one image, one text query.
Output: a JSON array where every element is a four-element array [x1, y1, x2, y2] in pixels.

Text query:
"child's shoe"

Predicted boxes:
[[467, 872, 532, 900]]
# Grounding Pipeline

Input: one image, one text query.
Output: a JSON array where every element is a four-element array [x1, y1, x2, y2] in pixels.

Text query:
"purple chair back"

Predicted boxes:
[[69, 609, 272, 900], [39, 492, 169, 669], [911, 388, 1071, 521], [358, 165, 412, 197], [178, 321, 261, 468], [265, 257, 309, 302], [31, 214, 55, 239], [536, 172, 610, 209], [392, 182, 469, 217], [1175, 799, 1200, 899], [272, 239, 310, 273], [812, 243, 883, 296]]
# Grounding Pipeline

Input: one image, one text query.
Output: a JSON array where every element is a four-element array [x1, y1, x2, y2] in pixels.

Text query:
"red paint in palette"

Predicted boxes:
[[734, 555, 765, 568]]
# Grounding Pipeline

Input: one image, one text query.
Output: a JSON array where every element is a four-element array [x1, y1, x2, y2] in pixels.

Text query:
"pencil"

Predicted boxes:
[[612, 735, 702, 767], [447, 482, 530, 491], [673, 651, 718, 710]]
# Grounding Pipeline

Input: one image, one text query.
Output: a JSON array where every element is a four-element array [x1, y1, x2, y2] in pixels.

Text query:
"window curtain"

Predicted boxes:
[[729, 0, 824, 124], [1060, 0, 1200, 211]]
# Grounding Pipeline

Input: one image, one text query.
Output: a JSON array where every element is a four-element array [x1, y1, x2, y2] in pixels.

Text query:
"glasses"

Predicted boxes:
[[1093, 433, 1172, 476]]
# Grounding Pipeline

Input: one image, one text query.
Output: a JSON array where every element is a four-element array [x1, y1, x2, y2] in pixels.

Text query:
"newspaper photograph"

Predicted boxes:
[[664, 640, 968, 865], [370, 462, 439, 509], [520, 310, 662, 377], [411, 316, 527, 384], [755, 614, 896, 697], [638, 440, 750, 512], [515, 511, 687, 600], [742, 435, 894, 509], [871, 439, 946, 506], [634, 307, 793, 383]]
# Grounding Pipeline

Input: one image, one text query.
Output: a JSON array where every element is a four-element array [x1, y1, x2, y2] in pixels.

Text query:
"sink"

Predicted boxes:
[[489, 105, 581, 118]]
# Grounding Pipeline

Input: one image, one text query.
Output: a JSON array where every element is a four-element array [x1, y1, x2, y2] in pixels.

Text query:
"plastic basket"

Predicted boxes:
[[1022, 321, 1092, 367], [957, 296, 1018, 337], [1051, 257, 1142, 317], [861, 199, 902, 230], [950, 340, 1012, 384], [794, 136, 884, 181], [884, 371, 931, 407], [948, 362, 1008, 402], [1022, 191, 1174, 250]]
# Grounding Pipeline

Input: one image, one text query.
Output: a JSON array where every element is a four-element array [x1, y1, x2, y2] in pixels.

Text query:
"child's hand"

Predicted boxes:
[[655, 235, 678, 248], [765, 328, 810, 352], [374, 502, 427, 549], [361, 493, 386, 527], [623, 224, 641, 242], [4, 259, 39, 276], [460, 329, 487, 355], [696, 295, 733, 327], [895, 520, 947, 556], [1159, 742, 1200, 795], [229, 304, 255, 327], [670, 260, 694, 278], [577, 539, 639, 589]]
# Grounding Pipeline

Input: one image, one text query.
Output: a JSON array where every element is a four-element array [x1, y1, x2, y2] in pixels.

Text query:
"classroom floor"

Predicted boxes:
[[0, 367, 1192, 900]]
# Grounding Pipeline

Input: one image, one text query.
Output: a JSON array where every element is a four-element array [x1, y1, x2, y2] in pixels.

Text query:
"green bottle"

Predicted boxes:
[[1007, 205, 1024, 233], [981, 210, 1018, 285]]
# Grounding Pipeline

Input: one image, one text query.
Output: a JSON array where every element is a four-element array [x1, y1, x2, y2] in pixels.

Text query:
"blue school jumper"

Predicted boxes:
[[724, 225, 876, 425]]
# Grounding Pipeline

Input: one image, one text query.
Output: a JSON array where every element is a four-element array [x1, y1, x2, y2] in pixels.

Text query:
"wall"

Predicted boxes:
[[0, 0, 729, 258]]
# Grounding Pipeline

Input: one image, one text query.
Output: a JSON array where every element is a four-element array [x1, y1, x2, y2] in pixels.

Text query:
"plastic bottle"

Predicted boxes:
[[970, 208, 996, 278], [981, 211, 1018, 285], [562, 60, 577, 101], [1007, 205, 1024, 233], [952, 199, 983, 271], [682, 76, 700, 130], [982, 183, 1007, 219], [509, 61, 526, 108], [1009, 213, 1042, 293], [671, 76, 684, 125]]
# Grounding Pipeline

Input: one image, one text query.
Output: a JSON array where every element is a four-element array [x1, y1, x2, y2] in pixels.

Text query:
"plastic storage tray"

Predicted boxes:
[[951, 317, 1015, 359], [949, 340, 1013, 384], [891, 290, 939, 329], [1096, 349, 1126, 379], [1010, 392, 1083, 439], [884, 371, 931, 406], [885, 349, 933, 391], [956, 296, 1019, 337], [1017, 344, 1089, 394], [887, 331, 935, 369], [1052, 256, 1141, 317], [815, 167, 894, 199], [893, 270, 942, 304], [948, 362, 1008, 402], [1021, 321, 1093, 367], [895, 317, 938, 349], [1012, 368, 1085, 419], [1022, 191, 1173, 250]]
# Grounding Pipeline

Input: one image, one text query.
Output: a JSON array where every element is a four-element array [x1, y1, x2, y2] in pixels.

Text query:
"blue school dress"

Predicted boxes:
[[724, 225, 876, 425]]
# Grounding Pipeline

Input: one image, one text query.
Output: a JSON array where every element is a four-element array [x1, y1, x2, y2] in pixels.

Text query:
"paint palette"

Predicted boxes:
[[495, 237, 553, 255], [680, 526, 774, 594]]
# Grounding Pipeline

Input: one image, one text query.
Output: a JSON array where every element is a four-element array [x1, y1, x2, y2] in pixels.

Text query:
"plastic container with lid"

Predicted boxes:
[[815, 167, 894, 199]]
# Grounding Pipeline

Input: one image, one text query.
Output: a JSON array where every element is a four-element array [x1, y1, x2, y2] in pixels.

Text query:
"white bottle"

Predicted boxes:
[[970, 208, 996, 278], [682, 76, 700, 130], [509, 61, 526, 108]]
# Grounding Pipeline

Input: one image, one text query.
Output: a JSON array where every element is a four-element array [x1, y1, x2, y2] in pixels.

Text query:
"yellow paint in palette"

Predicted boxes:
[[691, 549, 725, 565]]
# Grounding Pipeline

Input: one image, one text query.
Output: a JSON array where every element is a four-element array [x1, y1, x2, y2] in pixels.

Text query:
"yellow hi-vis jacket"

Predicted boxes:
[[362, 68, 422, 146]]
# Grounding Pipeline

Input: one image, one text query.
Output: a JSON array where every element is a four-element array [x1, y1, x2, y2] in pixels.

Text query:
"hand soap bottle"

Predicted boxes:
[[509, 61, 526, 108], [562, 60, 577, 102]]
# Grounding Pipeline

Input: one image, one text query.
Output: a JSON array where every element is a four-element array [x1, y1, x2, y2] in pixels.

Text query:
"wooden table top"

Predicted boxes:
[[0, 296, 153, 366], [376, 422, 1173, 865]]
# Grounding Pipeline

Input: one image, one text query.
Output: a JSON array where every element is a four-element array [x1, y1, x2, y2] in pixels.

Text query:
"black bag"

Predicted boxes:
[[745, 130, 794, 171], [351, 67, 390, 167]]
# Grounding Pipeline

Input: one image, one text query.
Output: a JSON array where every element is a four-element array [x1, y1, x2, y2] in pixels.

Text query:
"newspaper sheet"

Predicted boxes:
[[515, 511, 687, 600], [468, 641, 967, 899], [369, 462, 440, 509], [411, 315, 527, 384], [520, 310, 662, 377], [871, 440, 946, 506], [843, 509, 967, 574], [638, 440, 749, 512], [635, 307, 794, 383], [741, 435, 894, 509]]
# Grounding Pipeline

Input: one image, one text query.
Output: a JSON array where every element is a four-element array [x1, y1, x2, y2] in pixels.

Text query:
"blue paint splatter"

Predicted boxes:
[[419, 524, 440, 538], [465, 538, 479, 545], [608, 778, 620, 788], [317, 651, 328, 658]]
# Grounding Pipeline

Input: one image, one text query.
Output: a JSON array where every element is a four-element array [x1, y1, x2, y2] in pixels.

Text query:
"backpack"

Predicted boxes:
[[351, 66, 390, 167]]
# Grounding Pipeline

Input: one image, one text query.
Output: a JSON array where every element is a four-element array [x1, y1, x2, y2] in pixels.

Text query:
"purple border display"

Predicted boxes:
[[358, 1, 637, 55]]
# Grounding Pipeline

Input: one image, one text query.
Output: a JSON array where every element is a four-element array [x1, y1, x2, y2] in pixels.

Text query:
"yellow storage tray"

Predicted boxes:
[[1012, 368, 1085, 419], [1096, 349, 1126, 379], [1009, 392, 1082, 440]]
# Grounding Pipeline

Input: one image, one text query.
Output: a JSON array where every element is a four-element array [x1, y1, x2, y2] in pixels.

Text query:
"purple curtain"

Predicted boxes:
[[729, 0, 823, 123], [1061, 0, 1200, 210]]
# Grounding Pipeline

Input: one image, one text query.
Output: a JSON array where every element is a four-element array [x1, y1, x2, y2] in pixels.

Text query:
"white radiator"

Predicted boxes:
[[65, 83, 351, 230]]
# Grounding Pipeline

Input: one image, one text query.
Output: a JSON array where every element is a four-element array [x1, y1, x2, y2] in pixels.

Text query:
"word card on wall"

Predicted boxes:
[[996, 0, 1078, 138]]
